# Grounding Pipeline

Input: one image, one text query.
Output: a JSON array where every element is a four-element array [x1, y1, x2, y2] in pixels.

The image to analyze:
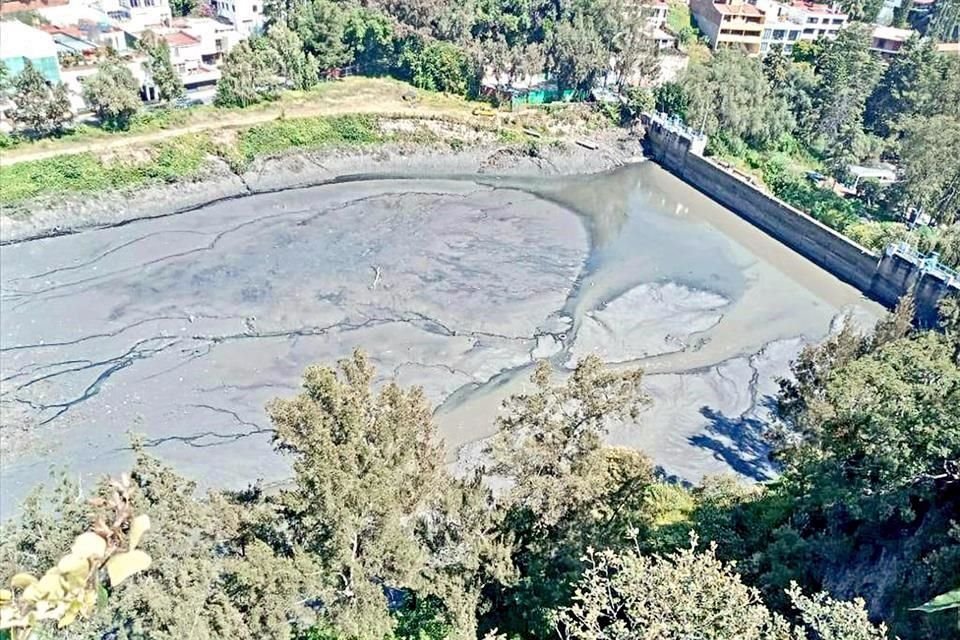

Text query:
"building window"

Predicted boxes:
[[833, 18, 843, 24], [761, 42, 769, 52], [789, 30, 799, 39], [252, 4, 257, 11], [763, 28, 772, 38], [774, 29, 785, 39], [808, 17, 818, 23]]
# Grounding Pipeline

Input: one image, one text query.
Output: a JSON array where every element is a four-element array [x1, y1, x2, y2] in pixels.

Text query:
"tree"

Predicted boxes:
[[838, 0, 884, 21], [776, 326, 960, 522], [610, 0, 659, 91], [82, 58, 142, 129], [264, 22, 320, 90], [680, 49, 794, 148], [342, 6, 397, 74], [893, 114, 960, 224], [140, 31, 184, 103], [485, 358, 652, 637], [0, 60, 10, 99], [928, 0, 960, 42], [654, 81, 688, 118], [169, 0, 196, 16], [810, 25, 882, 144], [403, 39, 477, 96], [215, 40, 280, 107], [762, 45, 791, 88], [545, 7, 613, 93], [554, 537, 890, 640], [268, 351, 507, 638], [866, 38, 960, 137], [289, 0, 350, 70], [9, 61, 72, 136]]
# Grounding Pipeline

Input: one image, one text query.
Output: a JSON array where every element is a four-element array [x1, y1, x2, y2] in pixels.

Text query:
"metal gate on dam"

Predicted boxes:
[[640, 112, 960, 327]]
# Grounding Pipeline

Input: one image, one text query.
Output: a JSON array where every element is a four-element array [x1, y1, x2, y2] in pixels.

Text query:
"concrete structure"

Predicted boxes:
[[97, 0, 172, 32], [641, 112, 960, 326], [759, 16, 803, 53], [643, 1, 669, 27], [171, 16, 240, 66], [691, 0, 766, 54], [781, 0, 847, 40], [211, 0, 263, 36], [0, 19, 62, 82], [871, 25, 915, 56]]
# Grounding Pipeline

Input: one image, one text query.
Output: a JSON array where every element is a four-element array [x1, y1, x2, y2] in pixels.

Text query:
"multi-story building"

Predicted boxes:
[[781, 1, 847, 40], [690, 0, 766, 54], [171, 16, 241, 66], [211, 0, 264, 36]]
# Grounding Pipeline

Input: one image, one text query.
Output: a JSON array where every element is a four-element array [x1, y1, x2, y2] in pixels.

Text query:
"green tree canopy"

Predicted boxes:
[[215, 39, 280, 107], [140, 31, 185, 103], [679, 49, 794, 148], [10, 61, 72, 136], [82, 58, 142, 129]]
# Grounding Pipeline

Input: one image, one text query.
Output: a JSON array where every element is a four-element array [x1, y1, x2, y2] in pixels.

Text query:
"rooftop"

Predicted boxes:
[[715, 2, 765, 16], [164, 30, 201, 46], [0, 19, 58, 59], [789, 0, 844, 13], [872, 25, 915, 41]]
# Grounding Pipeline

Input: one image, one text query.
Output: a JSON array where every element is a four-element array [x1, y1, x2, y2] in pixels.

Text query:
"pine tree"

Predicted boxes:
[[10, 61, 72, 136]]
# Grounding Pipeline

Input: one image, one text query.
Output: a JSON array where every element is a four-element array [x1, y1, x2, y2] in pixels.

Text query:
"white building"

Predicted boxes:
[[870, 25, 915, 56], [211, 0, 264, 36], [780, 0, 847, 40], [171, 16, 242, 66]]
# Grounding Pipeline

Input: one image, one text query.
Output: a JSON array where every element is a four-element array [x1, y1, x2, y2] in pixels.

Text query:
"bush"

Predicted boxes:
[[236, 114, 380, 161]]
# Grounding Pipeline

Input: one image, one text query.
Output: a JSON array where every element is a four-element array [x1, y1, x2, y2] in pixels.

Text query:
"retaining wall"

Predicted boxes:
[[640, 114, 959, 327]]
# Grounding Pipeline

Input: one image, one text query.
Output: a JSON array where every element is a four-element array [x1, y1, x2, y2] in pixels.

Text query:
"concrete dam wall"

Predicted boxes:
[[640, 113, 959, 327]]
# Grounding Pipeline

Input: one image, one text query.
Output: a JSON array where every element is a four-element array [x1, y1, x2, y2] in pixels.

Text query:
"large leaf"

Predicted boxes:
[[106, 550, 152, 586], [913, 587, 960, 613], [128, 514, 151, 551]]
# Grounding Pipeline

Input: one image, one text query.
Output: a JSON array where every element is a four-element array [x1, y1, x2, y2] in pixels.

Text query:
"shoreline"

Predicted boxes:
[[0, 128, 642, 245]]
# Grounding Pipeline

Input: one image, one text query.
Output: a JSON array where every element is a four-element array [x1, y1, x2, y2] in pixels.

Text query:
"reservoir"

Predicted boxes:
[[0, 162, 880, 515]]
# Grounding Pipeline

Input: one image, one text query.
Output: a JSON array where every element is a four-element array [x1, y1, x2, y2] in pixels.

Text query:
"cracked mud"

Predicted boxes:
[[0, 164, 880, 515]]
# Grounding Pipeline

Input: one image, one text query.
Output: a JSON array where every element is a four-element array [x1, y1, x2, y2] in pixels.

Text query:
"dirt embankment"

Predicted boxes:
[[0, 125, 643, 245]]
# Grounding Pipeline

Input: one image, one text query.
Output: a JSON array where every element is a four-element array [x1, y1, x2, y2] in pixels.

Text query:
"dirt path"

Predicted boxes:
[[0, 98, 492, 167]]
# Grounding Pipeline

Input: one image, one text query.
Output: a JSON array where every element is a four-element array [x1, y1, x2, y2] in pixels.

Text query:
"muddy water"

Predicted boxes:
[[0, 162, 880, 515]]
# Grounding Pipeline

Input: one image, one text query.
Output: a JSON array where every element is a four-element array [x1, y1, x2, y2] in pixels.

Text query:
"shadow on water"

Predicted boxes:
[[688, 402, 778, 482]]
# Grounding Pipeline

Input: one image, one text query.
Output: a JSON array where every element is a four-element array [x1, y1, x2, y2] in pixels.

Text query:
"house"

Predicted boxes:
[[211, 0, 263, 36], [0, 19, 62, 82], [690, 0, 766, 54], [781, 1, 847, 40], [759, 15, 803, 54], [171, 16, 241, 66], [648, 25, 677, 49], [643, 1, 670, 27], [870, 25, 915, 56], [99, 0, 172, 32]]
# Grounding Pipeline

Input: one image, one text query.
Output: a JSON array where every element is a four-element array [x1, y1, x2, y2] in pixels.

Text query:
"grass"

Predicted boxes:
[[236, 114, 381, 162], [1, 77, 487, 160], [0, 134, 213, 203]]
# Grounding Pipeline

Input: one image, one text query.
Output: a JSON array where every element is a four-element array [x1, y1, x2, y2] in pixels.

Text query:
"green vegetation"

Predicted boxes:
[[3, 298, 958, 639], [658, 29, 960, 265], [236, 113, 380, 161], [82, 58, 143, 130], [0, 135, 213, 203]]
